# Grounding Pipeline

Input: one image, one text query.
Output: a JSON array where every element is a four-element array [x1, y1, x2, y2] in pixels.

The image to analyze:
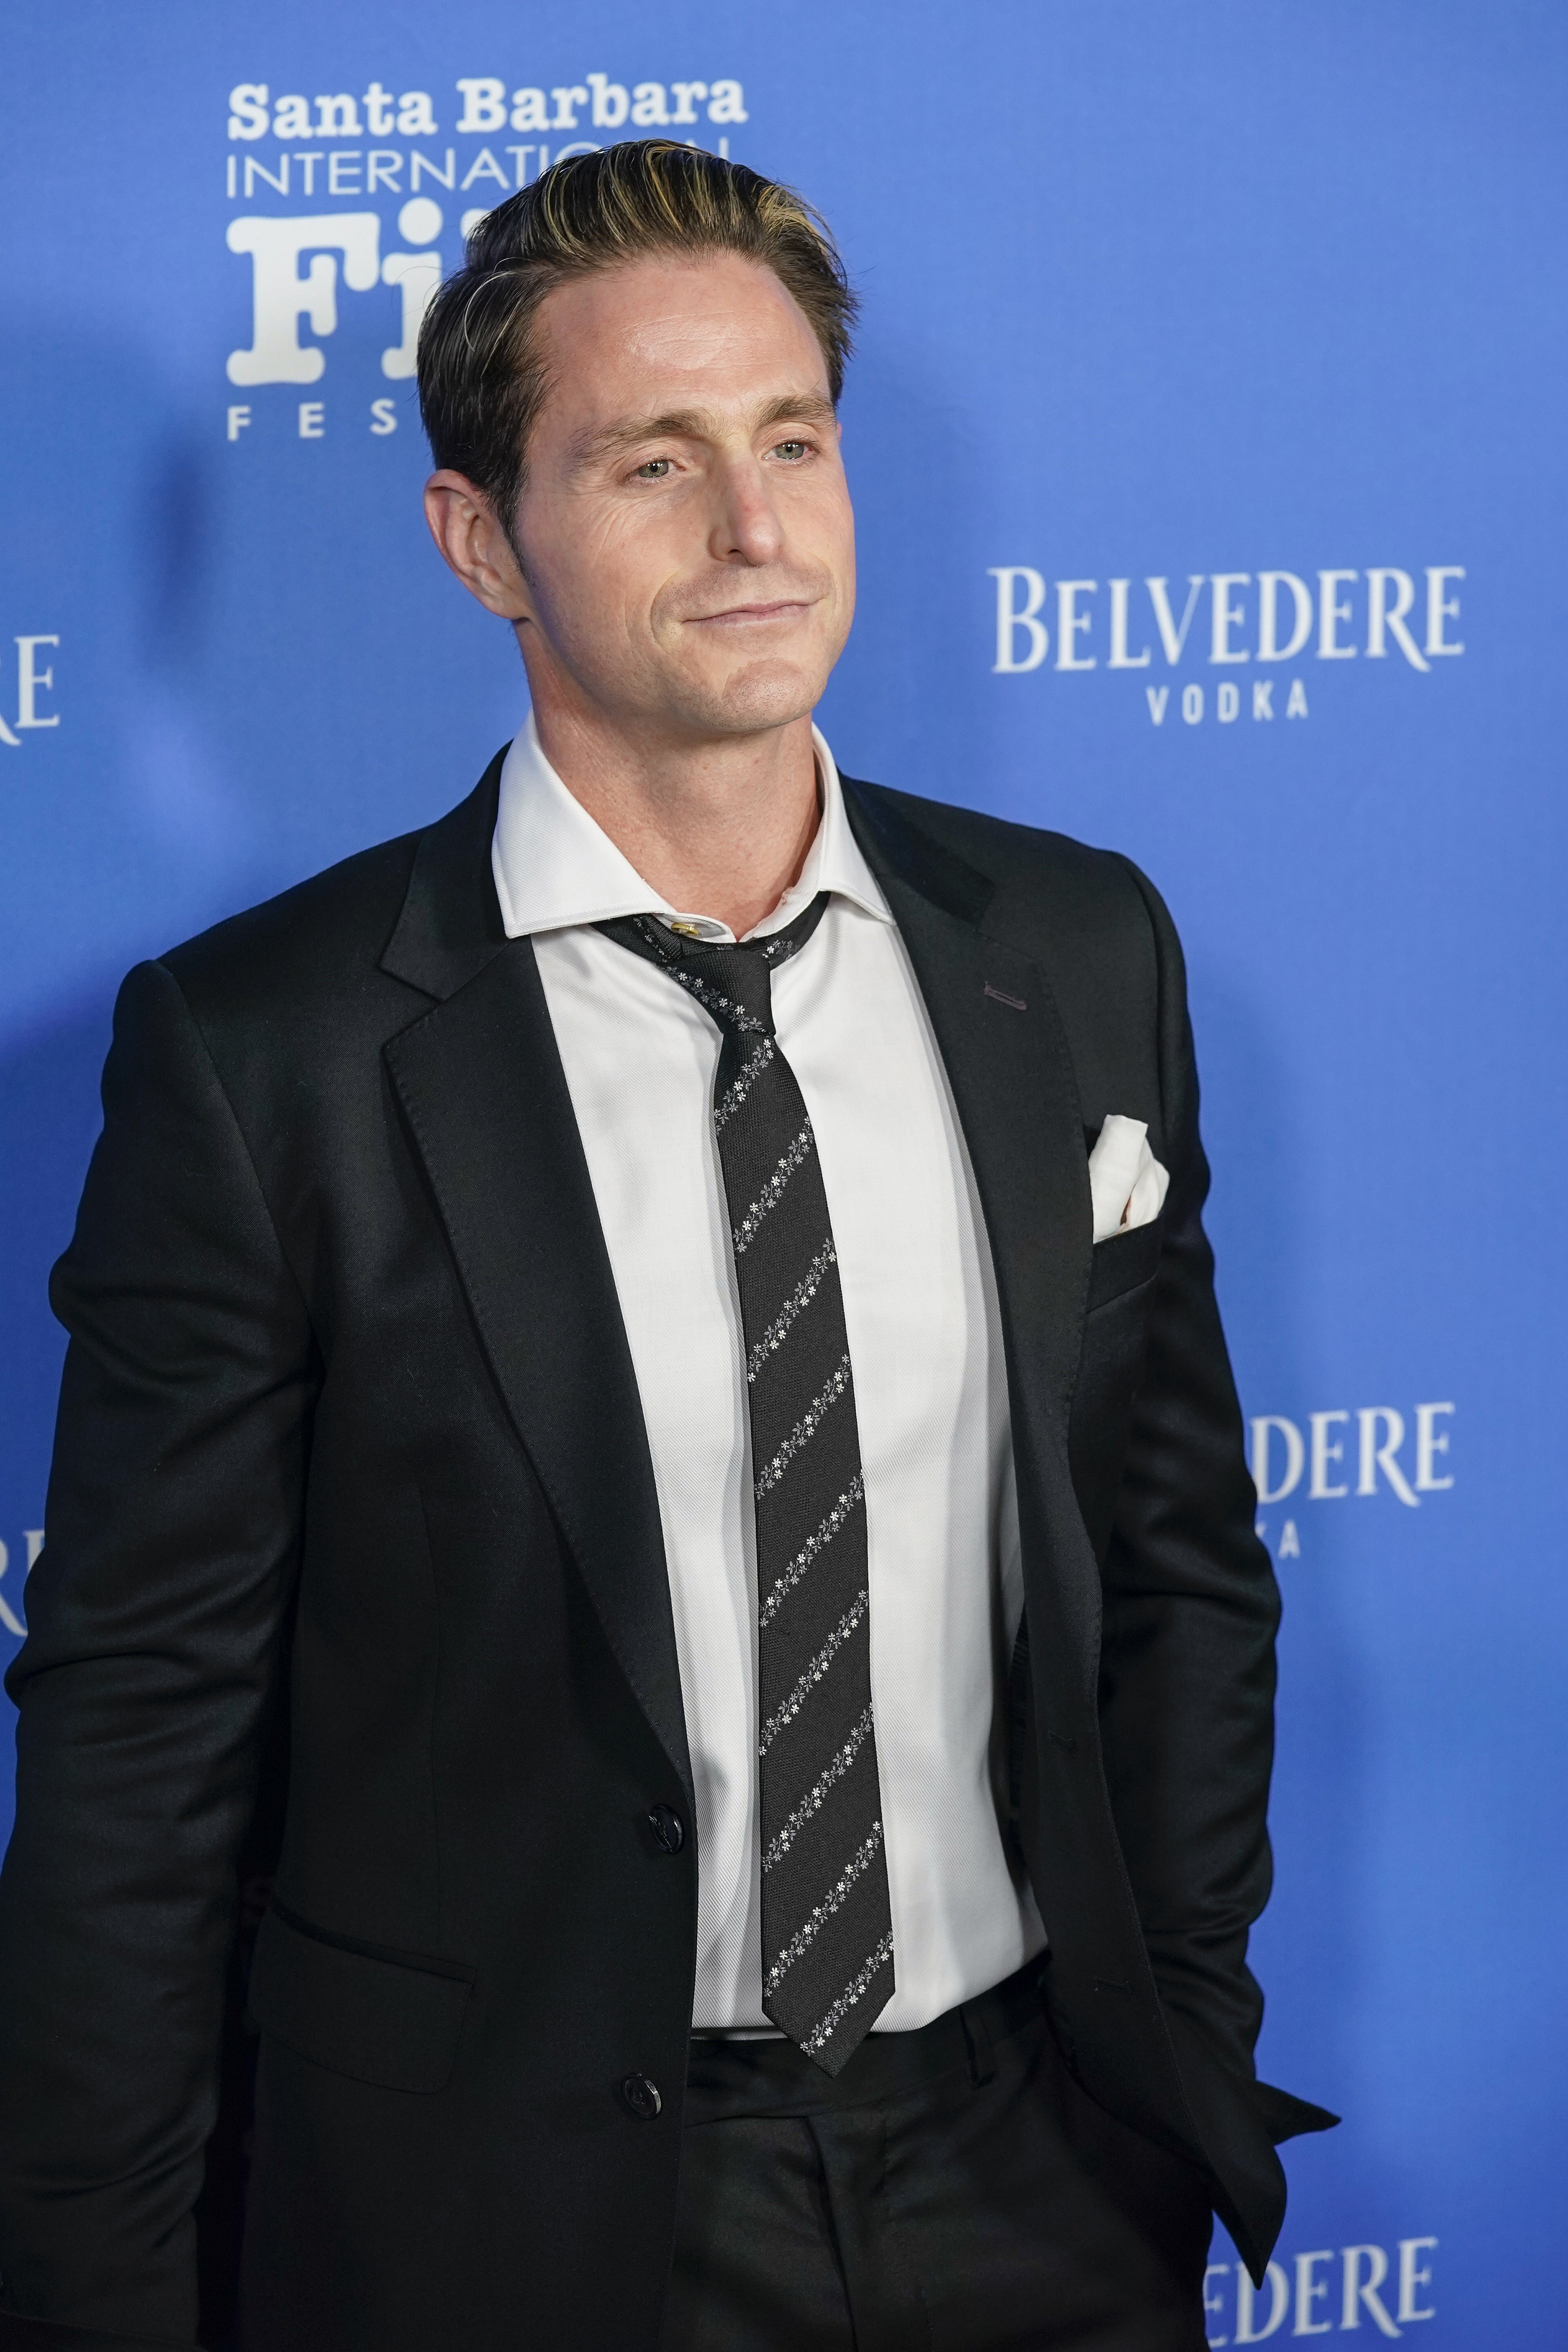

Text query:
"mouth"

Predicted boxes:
[[686, 598, 815, 628]]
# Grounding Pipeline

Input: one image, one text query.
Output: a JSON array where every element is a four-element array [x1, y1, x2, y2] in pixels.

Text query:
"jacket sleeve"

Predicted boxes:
[[0, 960, 317, 2346], [1098, 863, 1330, 2156]]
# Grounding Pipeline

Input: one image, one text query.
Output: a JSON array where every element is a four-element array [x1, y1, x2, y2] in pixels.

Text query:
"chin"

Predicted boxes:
[[689, 657, 825, 737]]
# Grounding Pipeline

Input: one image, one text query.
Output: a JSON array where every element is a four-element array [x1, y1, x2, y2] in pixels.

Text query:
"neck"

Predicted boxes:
[[527, 693, 822, 941]]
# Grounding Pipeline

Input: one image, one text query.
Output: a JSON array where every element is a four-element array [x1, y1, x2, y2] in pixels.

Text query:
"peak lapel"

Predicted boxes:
[[381, 765, 691, 1804], [844, 781, 1100, 1677]]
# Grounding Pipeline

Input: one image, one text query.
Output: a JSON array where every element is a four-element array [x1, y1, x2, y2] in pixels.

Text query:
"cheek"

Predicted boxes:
[[832, 497, 857, 591], [579, 499, 697, 616], [795, 471, 856, 575], [522, 507, 650, 643]]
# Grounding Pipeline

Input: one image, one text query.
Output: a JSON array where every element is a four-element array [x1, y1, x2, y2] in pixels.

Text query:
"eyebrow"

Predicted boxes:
[[571, 391, 837, 468]]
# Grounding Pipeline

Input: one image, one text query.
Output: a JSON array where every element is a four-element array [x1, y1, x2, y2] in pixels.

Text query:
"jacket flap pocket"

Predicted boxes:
[[248, 1902, 473, 2095], [1086, 1216, 1162, 1313]]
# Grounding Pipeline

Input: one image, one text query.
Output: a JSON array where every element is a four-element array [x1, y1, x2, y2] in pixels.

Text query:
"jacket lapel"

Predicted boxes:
[[380, 761, 692, 1803], [843, 781, 1102, 1679]]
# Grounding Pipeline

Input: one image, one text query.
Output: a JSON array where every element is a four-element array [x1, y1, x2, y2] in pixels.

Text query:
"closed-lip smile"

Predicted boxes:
[[690, 598, 812, 625]]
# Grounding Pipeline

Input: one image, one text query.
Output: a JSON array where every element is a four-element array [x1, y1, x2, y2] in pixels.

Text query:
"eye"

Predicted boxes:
[[772, 438, 811, 462], [633, 456, 674, 481]]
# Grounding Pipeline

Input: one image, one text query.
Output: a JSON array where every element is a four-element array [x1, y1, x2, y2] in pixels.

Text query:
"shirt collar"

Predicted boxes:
[[491, 709, 891, 945]]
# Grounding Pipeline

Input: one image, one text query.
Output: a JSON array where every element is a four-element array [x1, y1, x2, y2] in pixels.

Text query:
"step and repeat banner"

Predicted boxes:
[[1, 4, 1563, 2343]]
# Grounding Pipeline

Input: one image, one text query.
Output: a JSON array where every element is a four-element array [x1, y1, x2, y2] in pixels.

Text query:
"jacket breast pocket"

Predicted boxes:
[[1070, 1218, 1165, 1559], [1084, 1214, 1163, 1313], [247, 1900, 474, 2095]]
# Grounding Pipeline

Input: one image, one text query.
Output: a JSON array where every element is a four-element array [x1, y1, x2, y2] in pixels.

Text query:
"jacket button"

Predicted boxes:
[[647, 1802, 685, 1854], [621, 2073, 662, 2121]]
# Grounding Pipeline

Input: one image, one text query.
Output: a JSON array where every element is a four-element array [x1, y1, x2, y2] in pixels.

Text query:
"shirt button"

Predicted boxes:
[[647, 1802, 685, 1854], [621, 2073, 663, 2121]]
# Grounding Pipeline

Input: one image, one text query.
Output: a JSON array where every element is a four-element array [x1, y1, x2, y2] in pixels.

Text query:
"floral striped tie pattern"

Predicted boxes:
[[599, 898, 894, 2074]]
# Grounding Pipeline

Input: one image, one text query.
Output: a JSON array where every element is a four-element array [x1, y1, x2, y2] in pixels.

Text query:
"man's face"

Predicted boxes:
[[507, 251, 856, 742]]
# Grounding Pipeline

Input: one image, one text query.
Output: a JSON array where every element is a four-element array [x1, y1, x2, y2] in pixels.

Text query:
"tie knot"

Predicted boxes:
[[598, 894, 830, 1039]]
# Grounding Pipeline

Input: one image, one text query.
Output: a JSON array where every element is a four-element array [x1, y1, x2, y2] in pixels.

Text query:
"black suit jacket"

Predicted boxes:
[[0, 759, 1332, 2350]]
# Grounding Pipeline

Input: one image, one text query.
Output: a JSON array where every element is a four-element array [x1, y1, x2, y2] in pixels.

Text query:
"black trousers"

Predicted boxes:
[[660, 1964, 1213, 2352]]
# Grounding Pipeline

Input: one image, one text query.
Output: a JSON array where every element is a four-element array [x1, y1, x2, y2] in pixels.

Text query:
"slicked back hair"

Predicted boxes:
[[416, 140, 857, 530]]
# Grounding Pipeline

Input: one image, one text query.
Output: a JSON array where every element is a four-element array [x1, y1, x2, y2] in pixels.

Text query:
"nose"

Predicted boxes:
[[708, 448, 785, 567]]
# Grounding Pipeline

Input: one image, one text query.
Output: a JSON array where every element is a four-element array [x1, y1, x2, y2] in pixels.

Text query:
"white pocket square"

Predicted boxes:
[[1088, 1115, 1169, 1244]]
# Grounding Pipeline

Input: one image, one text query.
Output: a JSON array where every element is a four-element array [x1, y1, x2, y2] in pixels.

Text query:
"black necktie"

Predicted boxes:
[[599, 897, 894, 2074]]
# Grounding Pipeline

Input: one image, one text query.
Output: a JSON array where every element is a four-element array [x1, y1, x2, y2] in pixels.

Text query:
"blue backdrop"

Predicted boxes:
[[2, 5, 1564, 2342]]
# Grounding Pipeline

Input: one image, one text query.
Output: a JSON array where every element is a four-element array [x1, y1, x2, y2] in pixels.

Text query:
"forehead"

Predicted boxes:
[[532, 251, 830, 419]]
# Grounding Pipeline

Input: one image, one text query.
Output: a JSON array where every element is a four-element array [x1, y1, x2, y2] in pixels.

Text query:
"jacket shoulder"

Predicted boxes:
[[158, 826, 424, 1024], [848, 776, 1172, 962]]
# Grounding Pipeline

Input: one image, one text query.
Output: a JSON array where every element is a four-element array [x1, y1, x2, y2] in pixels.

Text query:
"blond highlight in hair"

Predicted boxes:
[[417, 141, 857, 527]]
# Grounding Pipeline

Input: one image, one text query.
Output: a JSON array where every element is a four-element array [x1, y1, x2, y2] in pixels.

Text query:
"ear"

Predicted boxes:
[[423, 470, 532, 621]]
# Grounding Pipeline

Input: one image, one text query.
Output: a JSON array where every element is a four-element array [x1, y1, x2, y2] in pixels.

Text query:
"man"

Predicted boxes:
[[0, 143, 1331, 2350]]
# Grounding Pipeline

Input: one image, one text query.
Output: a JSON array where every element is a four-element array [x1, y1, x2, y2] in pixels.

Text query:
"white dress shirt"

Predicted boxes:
[[493, 714, 1045, 2031]]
